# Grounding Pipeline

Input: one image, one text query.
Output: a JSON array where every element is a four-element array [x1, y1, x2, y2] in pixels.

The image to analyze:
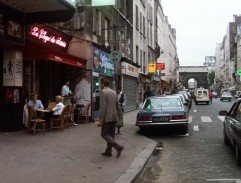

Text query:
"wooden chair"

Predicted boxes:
[[47, 102, 57, 110], [28, 107, 46, 134], [78, 102, 91, 123], [50, 105, 70, 131], [65, 103, 76, 127]]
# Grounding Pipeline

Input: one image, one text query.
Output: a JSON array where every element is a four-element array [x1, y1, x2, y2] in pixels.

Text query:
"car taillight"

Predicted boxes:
[[171, 115, 186, 120], [137, 116, 151, 121]]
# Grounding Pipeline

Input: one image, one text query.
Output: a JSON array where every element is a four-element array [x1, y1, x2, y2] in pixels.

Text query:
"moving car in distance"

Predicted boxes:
[[220, 91, 232, 102], [212, 91, 218, 98], [136, 95, 189, 134], [194, 88, 210, 105], [219, 98, 241, 166]]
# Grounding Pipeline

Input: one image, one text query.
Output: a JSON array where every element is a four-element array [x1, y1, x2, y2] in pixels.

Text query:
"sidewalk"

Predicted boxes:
[[0, 109, 157, 183]]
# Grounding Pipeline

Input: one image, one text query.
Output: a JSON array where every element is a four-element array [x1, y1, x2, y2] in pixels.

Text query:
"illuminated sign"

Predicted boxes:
[[148, 63, 156, 73], [29, 26, 67, 48], [156, 63, 165, 70]]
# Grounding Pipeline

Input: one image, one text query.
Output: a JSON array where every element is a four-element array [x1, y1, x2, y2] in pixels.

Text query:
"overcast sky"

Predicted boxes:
[[161, 0, 241, 66]]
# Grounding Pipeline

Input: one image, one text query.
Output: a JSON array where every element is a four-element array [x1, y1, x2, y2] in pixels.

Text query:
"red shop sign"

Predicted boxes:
[[27, 24, 71, 51]]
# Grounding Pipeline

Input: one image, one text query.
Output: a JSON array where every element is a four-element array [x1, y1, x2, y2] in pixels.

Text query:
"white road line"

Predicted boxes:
[[193, 125, 199, 131], [206, 178, 241, 183], [201, 116, 212, 122], [218, 116, 225, 122], [188, 116, 192, 123]]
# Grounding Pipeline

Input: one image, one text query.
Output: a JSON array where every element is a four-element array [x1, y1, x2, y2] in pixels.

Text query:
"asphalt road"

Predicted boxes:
[[136, 98, 241, 183]]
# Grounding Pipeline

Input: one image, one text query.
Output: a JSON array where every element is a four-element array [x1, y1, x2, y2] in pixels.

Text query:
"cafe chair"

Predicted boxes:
[[65, 103, 76, 127], [47, 102, 57, 110], [28, 107, 46, 134], [78, 102, 91, 123], [50, 105, 70, 131]]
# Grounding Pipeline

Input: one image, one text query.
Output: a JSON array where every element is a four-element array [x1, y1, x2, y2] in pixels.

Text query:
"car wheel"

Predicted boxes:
[[182, 124, 188, 135], [235, 143, 241, 166], [223, 129, 230, 146], [139, 127, 145, 133], [207, 102, 209, 105]]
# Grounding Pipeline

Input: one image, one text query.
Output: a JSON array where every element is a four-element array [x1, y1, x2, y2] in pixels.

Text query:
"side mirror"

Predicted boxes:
[[219, 110, 228, 116]]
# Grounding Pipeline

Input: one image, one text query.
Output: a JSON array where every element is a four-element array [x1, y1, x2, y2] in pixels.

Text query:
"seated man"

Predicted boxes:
[[27, 92, 44, 110]]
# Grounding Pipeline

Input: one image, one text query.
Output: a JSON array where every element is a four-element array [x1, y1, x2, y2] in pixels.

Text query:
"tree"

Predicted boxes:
[[208, 71, 215, 86]]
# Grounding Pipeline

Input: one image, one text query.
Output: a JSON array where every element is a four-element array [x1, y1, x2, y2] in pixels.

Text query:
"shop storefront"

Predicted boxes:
[[121, 60, 140, 111], [0, 7, 25, 131], [23, 24, 87, 113], [151, 74, 161, 95], [92, 45, 116, 120], [139, 74, 151, 102], [0, 0, 77, 132]]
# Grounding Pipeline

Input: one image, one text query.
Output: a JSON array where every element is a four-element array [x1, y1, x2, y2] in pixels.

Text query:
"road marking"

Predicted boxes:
[[218, 116, 225, 122], [206, 178, 241, 182], [201, 116, 212, 122], [188, 116, 192, 123], [194, 125, 199, 131]]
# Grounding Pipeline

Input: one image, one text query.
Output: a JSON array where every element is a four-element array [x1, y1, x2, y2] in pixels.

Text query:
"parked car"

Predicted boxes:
[[220, 91, 232, 102], [136, 95, 189, 134], [219, 98, 241, 166], [212, 91, 218, 98], [173, 93, 190, 111], [178, 91, 192, 109]]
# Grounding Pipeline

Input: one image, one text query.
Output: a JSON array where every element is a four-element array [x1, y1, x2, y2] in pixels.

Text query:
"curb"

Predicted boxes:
[[114, 141, 158, 183]]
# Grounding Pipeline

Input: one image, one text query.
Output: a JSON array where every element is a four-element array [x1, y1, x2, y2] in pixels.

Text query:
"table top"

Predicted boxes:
[[37, 109, 52, 113]]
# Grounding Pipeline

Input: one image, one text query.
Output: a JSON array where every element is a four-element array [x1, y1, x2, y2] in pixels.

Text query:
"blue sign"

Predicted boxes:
[[92, 47, 115, 76]]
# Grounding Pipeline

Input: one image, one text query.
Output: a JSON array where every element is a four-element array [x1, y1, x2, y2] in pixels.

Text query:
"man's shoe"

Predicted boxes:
[[73, 123, 78, 126], [101, 152, 112, 157], [116, 146, 124, 158]]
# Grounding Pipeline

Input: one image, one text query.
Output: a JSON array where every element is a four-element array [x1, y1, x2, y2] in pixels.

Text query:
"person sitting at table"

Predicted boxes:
[[27, 92, 44, 110], [51, 95, 64, 118]]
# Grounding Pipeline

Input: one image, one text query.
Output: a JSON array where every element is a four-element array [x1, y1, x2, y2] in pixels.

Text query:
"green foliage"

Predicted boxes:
[[208, 71, 215, 85]]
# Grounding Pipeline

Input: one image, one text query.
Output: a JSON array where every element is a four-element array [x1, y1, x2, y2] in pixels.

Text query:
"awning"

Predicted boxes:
[[24, 40, 87, 68], [47, 54, 85, 68], [0, 0, 76, 23]]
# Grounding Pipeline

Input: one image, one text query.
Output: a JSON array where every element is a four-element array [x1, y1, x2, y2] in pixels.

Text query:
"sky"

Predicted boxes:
[[161, 0, 241, 66]]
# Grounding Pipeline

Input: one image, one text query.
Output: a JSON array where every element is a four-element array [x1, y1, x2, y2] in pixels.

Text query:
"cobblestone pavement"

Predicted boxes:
[[0, 109, 157, 183]]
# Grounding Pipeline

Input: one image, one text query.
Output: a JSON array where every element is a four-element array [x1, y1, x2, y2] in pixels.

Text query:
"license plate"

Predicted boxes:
[[152, 116, 170, 122]]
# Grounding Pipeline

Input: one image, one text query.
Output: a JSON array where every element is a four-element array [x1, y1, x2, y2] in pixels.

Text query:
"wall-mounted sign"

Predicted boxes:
[[27, 24, 71, 51], [92, 46, 115, 76], [237, 69, 241, 76], [156, 63, 165, 70], [7, 20, 22, 39], [148, 63, 156, 73], [121, 62, 139, 77]]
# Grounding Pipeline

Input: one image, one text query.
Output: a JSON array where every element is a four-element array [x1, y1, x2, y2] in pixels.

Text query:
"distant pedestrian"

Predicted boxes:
[[99, 78, 124, 158], [116, 87, 126, 134], [209, 91, 213, 104], [143, 86, 154, 102]]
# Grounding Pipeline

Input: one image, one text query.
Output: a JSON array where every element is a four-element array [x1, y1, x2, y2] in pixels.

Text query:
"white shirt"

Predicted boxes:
[[52, 102, 64, 115], [61, 85, 72, 96]]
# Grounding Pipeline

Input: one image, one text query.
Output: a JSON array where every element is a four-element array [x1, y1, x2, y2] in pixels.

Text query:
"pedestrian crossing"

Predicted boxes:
[[188, 115, 225, 123]]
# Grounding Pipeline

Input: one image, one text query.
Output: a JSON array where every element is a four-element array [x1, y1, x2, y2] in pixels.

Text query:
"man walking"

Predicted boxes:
[[99, 78, 124, 158]]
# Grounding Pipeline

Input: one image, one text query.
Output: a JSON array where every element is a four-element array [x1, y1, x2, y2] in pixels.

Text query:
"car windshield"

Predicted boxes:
[[143, 98, 182, 109]]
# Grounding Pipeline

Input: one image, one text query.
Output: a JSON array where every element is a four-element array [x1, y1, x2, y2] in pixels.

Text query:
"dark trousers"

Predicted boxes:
[[101, 121, 121, 153]]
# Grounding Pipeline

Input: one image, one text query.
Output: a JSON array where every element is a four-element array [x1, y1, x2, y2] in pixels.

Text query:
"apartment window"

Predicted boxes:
[[143, 51, 146, 73], [104, 18, 109, 46], [140, 50, 143, 72], [140, 12, 142, 33], [143, 16, 146, 36], [136, 46, 139, 64], [93, 9, 101, 36], [136, 5, 139, 29]]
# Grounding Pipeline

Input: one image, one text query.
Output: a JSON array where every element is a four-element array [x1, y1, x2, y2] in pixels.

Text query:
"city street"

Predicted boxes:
[[0, 109, 156, 183], [136, 98, 241, 183]]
